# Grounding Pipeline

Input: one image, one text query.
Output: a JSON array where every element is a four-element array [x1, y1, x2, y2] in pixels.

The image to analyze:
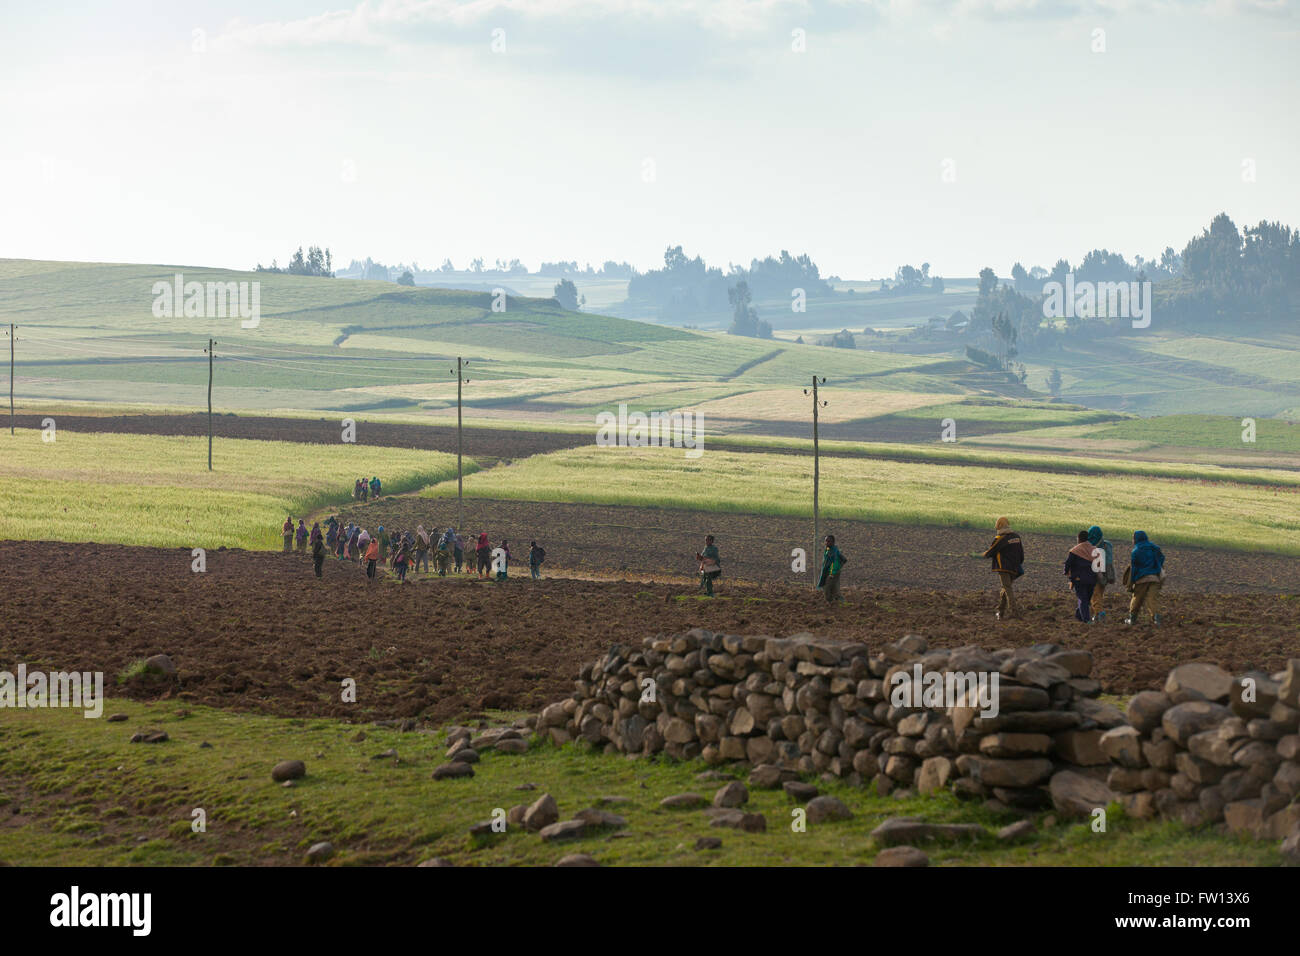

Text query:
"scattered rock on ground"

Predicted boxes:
[[271, 759, 305, 781]]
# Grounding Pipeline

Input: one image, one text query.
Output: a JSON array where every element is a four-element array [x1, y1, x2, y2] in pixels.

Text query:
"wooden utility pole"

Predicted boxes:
[[452, 357, 470, 531], [805, 375, 827, 587], [7, 324, 13, 436], [205, 339, 216, 470]]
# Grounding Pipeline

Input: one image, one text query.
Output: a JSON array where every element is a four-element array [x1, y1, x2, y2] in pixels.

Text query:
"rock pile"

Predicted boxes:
[[1108, 660, 1300, 843], [533, 629, 1120, 815], [533, 631, 1300, 861]]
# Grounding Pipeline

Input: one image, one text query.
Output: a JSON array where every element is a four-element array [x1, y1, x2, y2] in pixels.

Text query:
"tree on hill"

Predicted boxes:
[[397, 270, 415, 286], [726, 281, 773, 338], [823, 328, 856, 349], [553, 278, 580, 310], [1047, 367, 1063, 398]]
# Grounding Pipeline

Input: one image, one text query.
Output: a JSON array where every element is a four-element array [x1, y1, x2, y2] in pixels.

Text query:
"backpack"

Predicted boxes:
[[534, 547, 546, 565], [1002, 536, 1025, 570]]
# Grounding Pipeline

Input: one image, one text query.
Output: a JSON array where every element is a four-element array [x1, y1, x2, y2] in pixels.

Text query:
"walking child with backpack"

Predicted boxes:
[[982, 517, 1024, 620]]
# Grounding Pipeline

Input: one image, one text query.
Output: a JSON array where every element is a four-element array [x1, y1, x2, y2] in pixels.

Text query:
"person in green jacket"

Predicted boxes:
[[378, 526, 390, 561], [817, 534, 848, 603], [696, 535, 721, 596]]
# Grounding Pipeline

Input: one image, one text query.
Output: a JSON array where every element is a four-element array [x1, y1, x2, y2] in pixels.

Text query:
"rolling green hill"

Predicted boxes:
[[0, 259, 972, 427]]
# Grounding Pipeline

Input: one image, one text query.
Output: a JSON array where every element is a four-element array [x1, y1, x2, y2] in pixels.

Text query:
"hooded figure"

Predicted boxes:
[[434, 527, 453, 575], [1086, 525, 1115, 621], [310, 524, 327, 577], [1064, 531, 1097, 623], [1126, 530, 1166, 625], [296, 519, 308, 551], [981, 517, 1024, 620]]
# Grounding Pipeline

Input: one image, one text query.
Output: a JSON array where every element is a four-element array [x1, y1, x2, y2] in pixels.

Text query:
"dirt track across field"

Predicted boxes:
[[8, 412, 589, 461], [2, 541, 1295, 726]]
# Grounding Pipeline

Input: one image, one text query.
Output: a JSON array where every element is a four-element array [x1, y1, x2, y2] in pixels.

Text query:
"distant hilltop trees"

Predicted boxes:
[[628, 245, 833, 321], [256, 246, 333, 277], [330, 258, 636, 282], [877, 263, 945, 295], [931, 212, 1300, 382]]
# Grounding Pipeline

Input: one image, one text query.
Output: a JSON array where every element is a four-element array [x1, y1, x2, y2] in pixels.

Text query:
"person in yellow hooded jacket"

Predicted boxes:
[[981, 516, 1025, 620]]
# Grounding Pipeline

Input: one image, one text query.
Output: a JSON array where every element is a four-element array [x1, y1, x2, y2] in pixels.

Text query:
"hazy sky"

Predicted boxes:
[[2, 0, 1297, 279]]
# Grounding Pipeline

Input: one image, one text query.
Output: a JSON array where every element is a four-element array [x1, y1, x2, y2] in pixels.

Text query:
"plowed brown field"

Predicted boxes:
[[1, 539, 1295, 727]]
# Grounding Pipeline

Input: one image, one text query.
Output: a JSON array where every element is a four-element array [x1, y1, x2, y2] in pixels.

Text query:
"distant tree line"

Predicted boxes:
[[627, 246, 834, 322], [256, 246, 334, 277], [877, 263, 945, 295], [947, 213, 1300, 372]]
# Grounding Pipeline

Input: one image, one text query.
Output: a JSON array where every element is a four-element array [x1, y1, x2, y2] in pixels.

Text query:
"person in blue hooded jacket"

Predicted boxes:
[[1126, 530, 1165, 625], [1086, 525, 1115, 622]]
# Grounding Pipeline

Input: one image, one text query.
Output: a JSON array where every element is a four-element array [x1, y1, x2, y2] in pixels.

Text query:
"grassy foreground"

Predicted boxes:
[[0, 701, 1280, 867], [0, 429, 465, 550], [423, 445, 1300, 555]]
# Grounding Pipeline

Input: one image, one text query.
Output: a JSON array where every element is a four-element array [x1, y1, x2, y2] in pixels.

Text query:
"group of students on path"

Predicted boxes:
[[285, 514, 546, 584], [983, 517, 1167, 624], [352, 477, 382, 501], [694, 522, 1165, 623], [288, 511, 1167, 620]]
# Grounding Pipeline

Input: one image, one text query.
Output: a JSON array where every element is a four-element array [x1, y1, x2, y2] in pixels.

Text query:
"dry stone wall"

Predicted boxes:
[[534, 629, 1300, 859]]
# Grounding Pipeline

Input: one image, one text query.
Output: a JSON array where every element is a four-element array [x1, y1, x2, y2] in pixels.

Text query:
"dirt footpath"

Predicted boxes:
[[336, 497, 1300, 595]]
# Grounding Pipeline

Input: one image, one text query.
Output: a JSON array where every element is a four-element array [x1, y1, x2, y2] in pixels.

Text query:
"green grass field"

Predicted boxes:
[[1, 259, 949, 423], [1088, 415, 1300, 453], [0, 701, 1279, 866], [0, 429, 465, 550], [423, 444, 1300, 555]]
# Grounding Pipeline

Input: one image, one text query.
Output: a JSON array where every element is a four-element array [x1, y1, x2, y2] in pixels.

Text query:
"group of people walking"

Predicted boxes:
[[694, 533, 850, 605], [287, 512, 1168, 622], [691, 522, 1166, 623], [352, 477, 382, 501], [284, 515, 547, 584], [983, 517, 1167, 624]]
